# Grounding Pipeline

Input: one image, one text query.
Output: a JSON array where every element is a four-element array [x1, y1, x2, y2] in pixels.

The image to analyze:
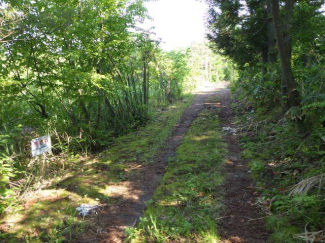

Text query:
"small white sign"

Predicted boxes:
[[31, 135, 51, 157]]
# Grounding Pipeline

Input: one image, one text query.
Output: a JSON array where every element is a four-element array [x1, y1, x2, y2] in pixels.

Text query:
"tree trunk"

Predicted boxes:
[[271, 0, 300, 108], [142, 60, 148, 105], [95, 100, 101, 130], [205, 55, 209, 82], [147, 64, 149, 105], [266, 0, 277, 63], [262, 46, 268, 84], [216, 70, 219, 82], [283, 0, 294, 59]]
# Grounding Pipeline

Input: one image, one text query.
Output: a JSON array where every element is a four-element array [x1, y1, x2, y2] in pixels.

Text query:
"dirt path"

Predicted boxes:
[[83, 82, 223, 243], [217, 86, 270, 243], [80, 82, 269, 243]]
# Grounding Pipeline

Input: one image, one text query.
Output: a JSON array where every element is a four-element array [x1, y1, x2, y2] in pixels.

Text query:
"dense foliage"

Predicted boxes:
[[1, 0, 175, 152], [207, 0, 325, 241], [0, 0, 232, 220]]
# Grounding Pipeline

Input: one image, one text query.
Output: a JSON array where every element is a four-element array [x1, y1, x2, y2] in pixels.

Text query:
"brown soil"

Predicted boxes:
[[78, 82, 270, 243], [217, 86, 270, 243]]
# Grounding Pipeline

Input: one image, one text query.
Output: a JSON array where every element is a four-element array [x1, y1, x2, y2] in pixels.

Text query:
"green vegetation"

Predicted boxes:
[[206, 0, 325, 241], [0, 0, 231, 223], [0, 95, 193, 242], [127, 99, 226, 243], [187, 43, 235, 84], [2, 0, 324, 241], [0, 2, 229, 237], [234, 100, 325, 243], [0, 0, 200, 213]]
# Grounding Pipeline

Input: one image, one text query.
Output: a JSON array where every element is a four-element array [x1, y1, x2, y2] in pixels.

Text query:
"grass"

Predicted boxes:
[[233, 96, 325, 243], [0, 94, 194, 243], [126, 102, 226, 243]]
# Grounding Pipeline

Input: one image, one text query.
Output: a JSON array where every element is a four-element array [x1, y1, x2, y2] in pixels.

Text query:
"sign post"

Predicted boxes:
[[31, 135, 51, 157], [31, 135, 52, 176]]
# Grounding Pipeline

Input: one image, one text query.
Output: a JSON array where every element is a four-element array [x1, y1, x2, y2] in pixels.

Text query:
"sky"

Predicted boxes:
[[140, 0, 209, 51]]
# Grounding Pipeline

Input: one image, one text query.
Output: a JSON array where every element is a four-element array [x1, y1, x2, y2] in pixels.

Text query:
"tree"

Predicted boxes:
[[206, 0, 324, 111], [271, 0, 300, 109]]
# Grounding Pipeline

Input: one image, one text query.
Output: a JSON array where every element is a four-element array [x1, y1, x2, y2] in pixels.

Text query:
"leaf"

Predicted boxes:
[[264, 81, 275, 87], [285, 106, 304, 120]]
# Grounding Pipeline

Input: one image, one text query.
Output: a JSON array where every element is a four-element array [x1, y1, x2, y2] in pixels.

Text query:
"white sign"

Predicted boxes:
[[31, 135, 51, 157]]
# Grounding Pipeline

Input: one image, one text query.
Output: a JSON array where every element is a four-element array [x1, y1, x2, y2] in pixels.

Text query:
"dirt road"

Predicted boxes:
[[82, 82, 269, 243]]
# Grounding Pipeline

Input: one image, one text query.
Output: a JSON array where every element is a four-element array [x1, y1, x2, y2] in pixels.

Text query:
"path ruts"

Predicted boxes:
[[80, 82, 270, 243], [217, 86, 270, 243], [81, 82, 222, 243]]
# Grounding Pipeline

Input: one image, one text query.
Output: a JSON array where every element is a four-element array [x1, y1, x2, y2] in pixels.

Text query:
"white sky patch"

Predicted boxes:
[[140, 0, 208, 51], [321, 3, 325, 15], [239, 0, 248, 17]]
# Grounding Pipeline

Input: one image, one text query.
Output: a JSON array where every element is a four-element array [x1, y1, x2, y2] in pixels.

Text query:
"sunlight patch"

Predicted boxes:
[[106, 182, 142, 201], [192, 135, 212, 141]]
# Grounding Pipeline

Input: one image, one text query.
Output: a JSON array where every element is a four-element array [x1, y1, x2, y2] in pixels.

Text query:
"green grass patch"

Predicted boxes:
[[127, 106, 226, 243], [0, 189, 90, 243], [0, 95, 194, 243], [234, 95, 325, 243]]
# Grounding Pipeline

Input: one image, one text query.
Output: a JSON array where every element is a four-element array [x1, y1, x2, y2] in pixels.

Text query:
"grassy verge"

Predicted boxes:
[[0, 95, 194, 243], [233, 95, 325, 242], [127, 102, 226, 243]]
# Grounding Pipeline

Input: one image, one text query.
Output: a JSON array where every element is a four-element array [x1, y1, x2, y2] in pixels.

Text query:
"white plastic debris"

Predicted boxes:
[[222, 127, 237, 135], [76, 204, 99, 216]]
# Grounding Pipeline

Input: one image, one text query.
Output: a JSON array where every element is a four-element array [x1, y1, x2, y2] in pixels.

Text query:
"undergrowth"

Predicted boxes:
[[0, 95, 193, 243], [233, 90, 325, 243], [127, 102, 226, 243]]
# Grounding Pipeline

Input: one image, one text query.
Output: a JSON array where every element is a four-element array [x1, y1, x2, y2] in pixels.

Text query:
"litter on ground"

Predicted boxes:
[[76, 204, 99, 216], [222, 127, 237, 135]]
